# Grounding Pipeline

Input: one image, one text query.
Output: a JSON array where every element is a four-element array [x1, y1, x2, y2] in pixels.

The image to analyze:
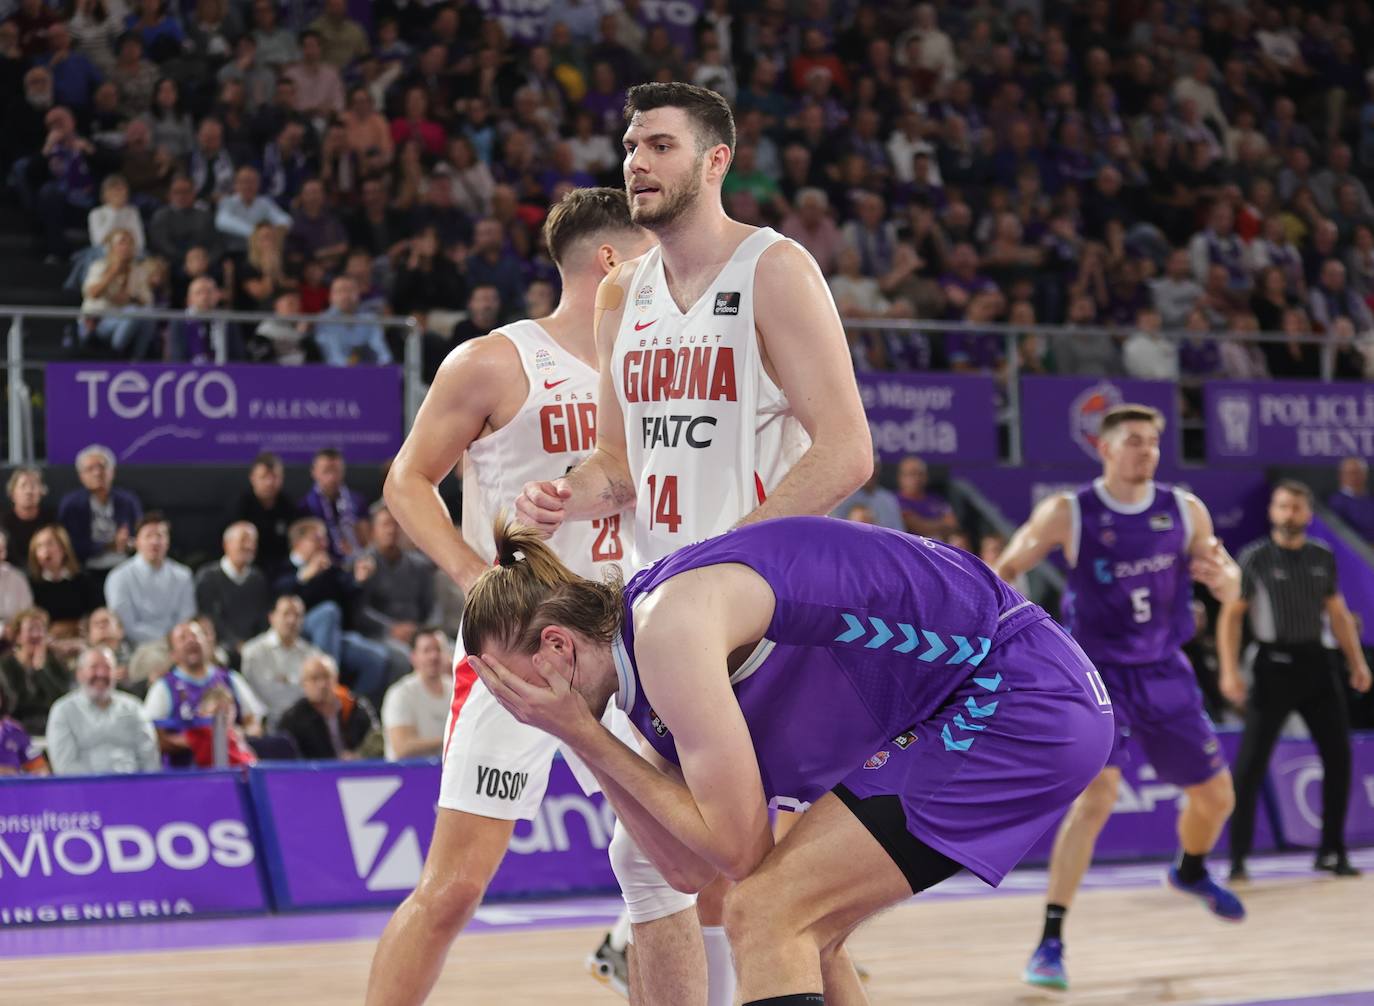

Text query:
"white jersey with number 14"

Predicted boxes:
[[612, 227, 811, 569]]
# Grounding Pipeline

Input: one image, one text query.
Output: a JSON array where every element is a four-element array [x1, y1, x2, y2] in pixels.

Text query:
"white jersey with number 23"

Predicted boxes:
[[463, 319, 630, 578]]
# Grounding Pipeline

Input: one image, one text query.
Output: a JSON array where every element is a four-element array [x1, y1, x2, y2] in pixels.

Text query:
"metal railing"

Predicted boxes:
[[1, 307, 1365, 465], [843, 317, 1363, 464]]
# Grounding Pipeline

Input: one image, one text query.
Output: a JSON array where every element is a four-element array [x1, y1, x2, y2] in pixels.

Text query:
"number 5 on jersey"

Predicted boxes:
[[1130, 587, 1152, 623], [646, 474, 683, 534]]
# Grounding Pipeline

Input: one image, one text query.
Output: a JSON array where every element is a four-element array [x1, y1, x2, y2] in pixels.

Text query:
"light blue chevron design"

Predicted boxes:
[[952, 713, 985, 732], [967, 636, 992, 667], [941, 724, 974, 751], [973, 672, 1002, 692], [966, 696, 999, 718], [894, 623, 919, 653], [919, 630, 947, 662], [835, 612, 865, 643], [949, 635, 975, 664], [865, 617, 893, 649]]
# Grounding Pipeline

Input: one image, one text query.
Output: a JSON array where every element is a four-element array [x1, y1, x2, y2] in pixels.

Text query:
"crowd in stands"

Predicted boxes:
[[2, 0, 1373, 380], [0, 443, 456, 775]]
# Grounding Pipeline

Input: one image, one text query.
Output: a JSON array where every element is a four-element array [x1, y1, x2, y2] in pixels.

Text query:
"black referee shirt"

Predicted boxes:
[[1237, 538, 1337, 645]]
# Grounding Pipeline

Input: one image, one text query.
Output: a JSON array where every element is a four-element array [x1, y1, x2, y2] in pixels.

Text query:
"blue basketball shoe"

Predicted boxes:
[[1165, 866, 1246, 921], [1022, 938, 1068, 990]]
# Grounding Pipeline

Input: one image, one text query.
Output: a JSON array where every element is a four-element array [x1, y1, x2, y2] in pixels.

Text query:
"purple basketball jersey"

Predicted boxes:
[[0, 717, 39, 770], [1063, 479, 1195, 666], [613, 517, 1045, 810], [162, 666, 238, 727]]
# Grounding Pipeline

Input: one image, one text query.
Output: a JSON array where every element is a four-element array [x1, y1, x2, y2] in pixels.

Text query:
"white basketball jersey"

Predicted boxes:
[[462, 320, 630, 579], [612, 227, 810, 568]]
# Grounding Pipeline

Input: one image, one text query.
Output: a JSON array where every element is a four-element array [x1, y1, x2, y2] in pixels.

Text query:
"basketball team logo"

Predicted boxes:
[[1068, 382, 1126, 460], [533, 348, 557, 378], [863, 751, 890, 770], [635, 284, 654, 313]]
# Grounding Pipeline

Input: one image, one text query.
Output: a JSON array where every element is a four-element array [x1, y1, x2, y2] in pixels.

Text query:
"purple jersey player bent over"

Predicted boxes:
[[995, 404, 1245, 992], [463, 516, 1112, 1005]]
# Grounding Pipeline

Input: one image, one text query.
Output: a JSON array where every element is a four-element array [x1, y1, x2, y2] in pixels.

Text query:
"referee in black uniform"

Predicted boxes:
[[1218, 481, 1372, 880]]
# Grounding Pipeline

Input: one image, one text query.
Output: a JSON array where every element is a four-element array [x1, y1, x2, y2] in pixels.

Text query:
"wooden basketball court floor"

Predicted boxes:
[[2, 850, 1371, 1005]]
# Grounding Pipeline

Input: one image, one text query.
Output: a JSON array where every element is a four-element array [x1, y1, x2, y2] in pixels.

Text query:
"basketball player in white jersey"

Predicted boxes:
[[517, 83, 873, 1006], [364, 189, 657, 1006]]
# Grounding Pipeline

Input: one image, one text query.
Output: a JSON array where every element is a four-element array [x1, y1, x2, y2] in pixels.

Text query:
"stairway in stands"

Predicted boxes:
[[0, 193, 79, 458]]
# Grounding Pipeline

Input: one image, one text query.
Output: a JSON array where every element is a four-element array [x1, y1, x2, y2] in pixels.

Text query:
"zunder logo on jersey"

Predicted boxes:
[[713, 291, 740, 315]]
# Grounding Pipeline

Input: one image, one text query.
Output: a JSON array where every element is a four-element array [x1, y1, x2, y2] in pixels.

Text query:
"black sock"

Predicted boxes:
[[743, 998, 824, 1005], [1042, 903, 1067, 943], [1176, 851, 1208, 884]]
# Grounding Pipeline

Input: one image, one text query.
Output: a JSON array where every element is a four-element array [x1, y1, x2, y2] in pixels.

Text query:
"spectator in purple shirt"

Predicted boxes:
[[288, 178, 350, 272], [0, 684, 48, 775], [35, 106, 96, 257], [895, 455, 958, 539], [170, 276, 235, 363], [581, 61, 626, 136], [1329, 457, 1374, 542], [939, 243, 999, 319], [299, 448, 370, 561], [1179, 308, 1221, 376], [946, 290, 1008, 373]]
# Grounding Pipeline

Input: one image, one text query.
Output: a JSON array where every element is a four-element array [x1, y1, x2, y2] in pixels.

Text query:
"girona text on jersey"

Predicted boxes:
[[538, 393, 597, 453], [621, 342, 740, 404]]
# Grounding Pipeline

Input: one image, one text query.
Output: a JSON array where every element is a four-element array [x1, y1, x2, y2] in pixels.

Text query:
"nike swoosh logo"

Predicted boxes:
[[544, 379, 569, 389], [634, 319, 657, 331]]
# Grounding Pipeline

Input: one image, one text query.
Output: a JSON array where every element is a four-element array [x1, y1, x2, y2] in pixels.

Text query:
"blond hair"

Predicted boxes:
[[460, 520, 623, 657]]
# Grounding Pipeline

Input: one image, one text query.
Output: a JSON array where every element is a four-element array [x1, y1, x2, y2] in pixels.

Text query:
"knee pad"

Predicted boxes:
[[609, 819, 698, 924]]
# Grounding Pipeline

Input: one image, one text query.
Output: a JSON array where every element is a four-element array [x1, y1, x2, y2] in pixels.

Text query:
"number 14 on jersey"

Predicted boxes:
[[646, 474, 683, 534]]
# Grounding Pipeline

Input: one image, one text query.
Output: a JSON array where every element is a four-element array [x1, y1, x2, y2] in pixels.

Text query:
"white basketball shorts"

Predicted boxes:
[[439, 654, 631, 819]]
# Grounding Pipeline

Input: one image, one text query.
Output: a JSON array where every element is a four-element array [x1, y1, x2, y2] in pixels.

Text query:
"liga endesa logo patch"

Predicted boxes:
[[713, 291, 741, 315]]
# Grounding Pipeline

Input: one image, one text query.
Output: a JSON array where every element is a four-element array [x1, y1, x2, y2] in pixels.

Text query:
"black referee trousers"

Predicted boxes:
[[1230, 643, 1352, 866]]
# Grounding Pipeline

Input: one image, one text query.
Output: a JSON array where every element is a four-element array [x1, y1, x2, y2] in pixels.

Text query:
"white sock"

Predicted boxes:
[[608, 910, 632, 953], [701, 925, 736, 1006]]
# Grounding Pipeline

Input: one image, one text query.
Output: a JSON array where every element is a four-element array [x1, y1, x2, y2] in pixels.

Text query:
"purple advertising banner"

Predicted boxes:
[[45, 363, 402, 464], [1268, 733, 1374, 848], [1019, 377, 1179, 467], [1205, 380, 1374, 462], [0, 771, 266, 926], [1022, 731, 1277, 863], [858, 372, 998, 463], [252, 758, 616, 910], [476, 0, 704, 48]]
